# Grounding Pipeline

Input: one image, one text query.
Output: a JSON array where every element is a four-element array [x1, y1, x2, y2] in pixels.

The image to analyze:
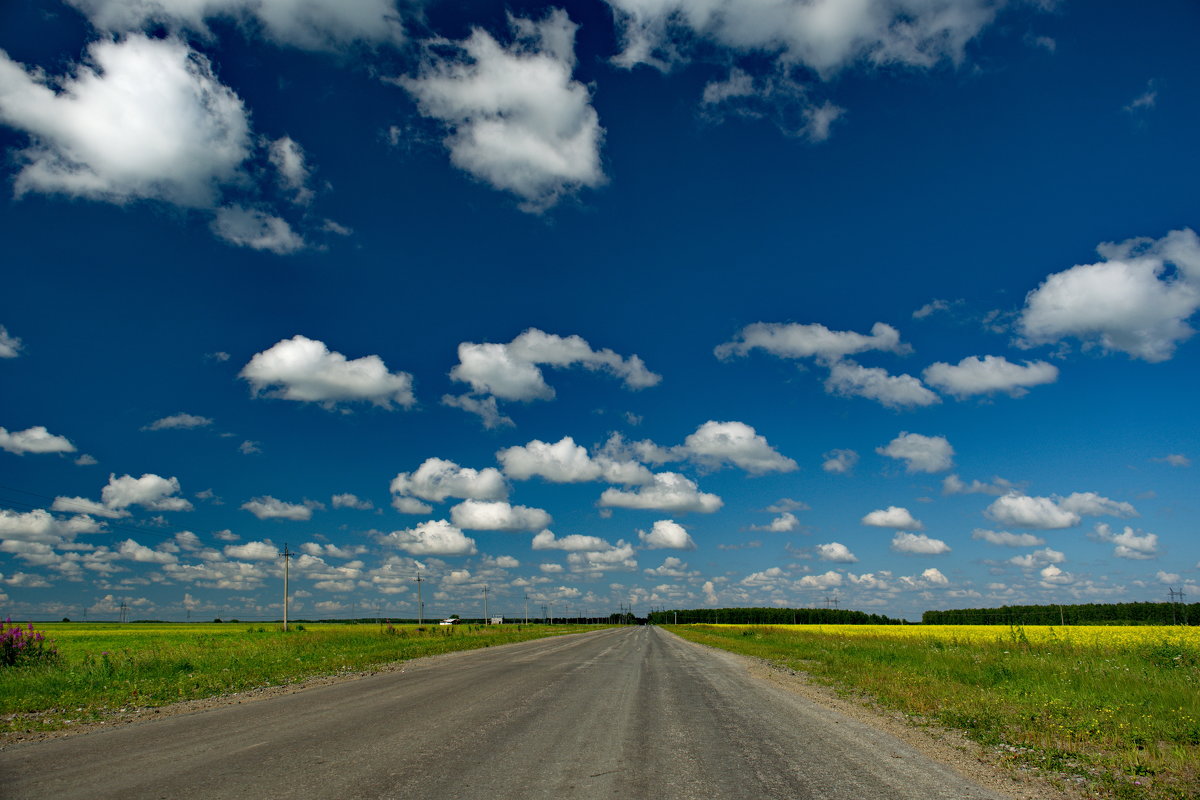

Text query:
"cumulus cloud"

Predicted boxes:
[[0, 425, 76, 455], [598, 473, 723, 513], [637, 519, 696, 550], [65, 0, 406, 51], [531, 530, 613, 552], [891, 532, 950, 555], [876, 432, 954, 473], [497, 436, 651, 484], [268, 136, 313, 204], [750, 512, 799, 533], [241, 335, 414, 409], [331, 493, 373, 511], [1008, 547, 1065, 568], [0, 326, 23, 358], [861, 506, 922, 530], [984, 493, 1079, 529], [942, 474, 1018, 496], [1091, 523, 1159, 560], [0, 35, 250, 208], [390, 458, 507, 506], [101, 473, 193, 512], [117, 538, 177, 564], [446, 329, 659, 426], [900, 567, 949, 588], [922, 355, 1058, 399], [607, 0, 1004, 76], [450, 500, 551, 531], [699, 65, 844, 141], [1018, 229, 1200, 362], [0, 508, 104, 544], [1058, 492, 1137, 519], [440, 393, 514, 430], [824, 360, 939, 409], [716, 321, 909, 362], [1153, 453, 1191, 467], [566, 541, 637, 572], [142, 413, 213, 431], [241, 496, 317, 521], [382, 519, 477, 556], [816, 542, 857, 563], [399, 10, 604, 211], [796, 570, 843, 589], [674, 420, 797, 474], [821, 448, 858, 474], [211, 206, 304, 254], [224, 540, 280, 560], [971, 529, 1045, 547]]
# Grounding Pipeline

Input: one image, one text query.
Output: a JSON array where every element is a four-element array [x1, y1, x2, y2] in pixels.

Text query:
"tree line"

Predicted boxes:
[[922, 601, 1197, 626], [647, 607, 904, 625]]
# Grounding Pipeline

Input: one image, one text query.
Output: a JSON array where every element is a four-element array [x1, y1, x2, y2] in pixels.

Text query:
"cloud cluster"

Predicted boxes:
[[922, 355, 1058, 399], [0, 426, 75, 455], [891, 532, 950, 555], [400, 10, 604, 211], [241, 335, 415, 409], [985, 492, 1136, 530], [876, 432, 954, 473], [382, 520, 477, 556], [390, 458, 507, 513], [1019, 228, 1200, 362], [497, 436, 651, 484], [446, 329, 659, 426], [1091, 523, 1158, 560], [241, 496, 319, 521], [450, 500, 551, 531], [636, 519, 696, 550], [861, 506, 922, 530], [598, 473, 722, 513], [716, 321, 908, 361], [0, 326, 22, 358]]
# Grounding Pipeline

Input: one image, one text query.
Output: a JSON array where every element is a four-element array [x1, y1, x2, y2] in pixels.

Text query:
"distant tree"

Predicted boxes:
[[61, 617, 70, 623]]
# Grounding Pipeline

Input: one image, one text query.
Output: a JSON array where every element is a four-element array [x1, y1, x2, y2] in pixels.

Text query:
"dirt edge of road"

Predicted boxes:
[[728, 650, 1092, 800]]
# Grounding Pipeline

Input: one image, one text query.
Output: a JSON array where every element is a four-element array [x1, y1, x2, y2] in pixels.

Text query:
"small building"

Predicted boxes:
[[489, 616, 503, 625]]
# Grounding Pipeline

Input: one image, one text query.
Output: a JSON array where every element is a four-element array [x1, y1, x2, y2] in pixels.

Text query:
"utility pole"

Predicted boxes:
[[524, 592, 529, 624], [483, 585, 489, 624], [1169, 588, 1186, 624], [281, 543, 292, 631], [415, 572, 424, 625], [119, 600, 128, 624]]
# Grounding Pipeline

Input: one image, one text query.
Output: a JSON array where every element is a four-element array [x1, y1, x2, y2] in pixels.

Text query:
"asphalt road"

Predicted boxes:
[[1, 626, 1010, 799]]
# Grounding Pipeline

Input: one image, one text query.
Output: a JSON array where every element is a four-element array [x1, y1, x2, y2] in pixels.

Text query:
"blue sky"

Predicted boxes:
[[1, 0, 1197, 622]]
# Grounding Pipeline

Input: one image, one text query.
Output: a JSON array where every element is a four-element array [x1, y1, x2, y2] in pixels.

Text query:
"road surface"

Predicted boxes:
[[1, 626, 1011, 799]]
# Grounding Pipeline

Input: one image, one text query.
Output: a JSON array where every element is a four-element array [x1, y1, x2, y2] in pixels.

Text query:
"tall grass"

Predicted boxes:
[[667, 624, 1199, 800], [0, 622, 597, 734]]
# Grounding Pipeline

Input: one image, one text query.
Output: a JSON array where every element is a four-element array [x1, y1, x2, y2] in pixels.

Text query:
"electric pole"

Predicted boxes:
[[524, 592, 529, 625], [482, 585, 489, 624], [119, 600, 127, 624], [282, 543, 292, 631], [415, 572, 424, 625]]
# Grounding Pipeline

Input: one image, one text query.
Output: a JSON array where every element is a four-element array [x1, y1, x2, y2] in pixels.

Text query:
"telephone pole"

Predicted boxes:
[[281, 543, 292, 631], [524, 592, 529, 624], [482, 585, 489, 624], [414, 572, 425, 625]]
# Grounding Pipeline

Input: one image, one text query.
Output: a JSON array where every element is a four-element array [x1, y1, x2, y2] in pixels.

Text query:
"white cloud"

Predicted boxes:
[[1008, 547, 1065, 568], [922, 355, 1058, 399], [539, 563, 564, 573], [716, 321, 908, 362], [912, 299, 955, 319], [117, 538, 177, 564], [390, 458, 507, 504], [102, 473, 193, 512], [750, 512, 799, 533], [1018, 229, 1200, 362], [392, 497, 434, 515], [241, 496, 315, 521], [824, 360, 940, 408], [644, 556, 696, 577], [51, 496, 127, 519], [1154, 453, 1191, 467], [450, 500, 551, 531], [0, 425, 76, 455], [447, 329, 660, 425], [0, 326, 23, 358], [331, 493, 373, 511], [1156, 570, 1181, 585], [900, 567, 950, 588], [211, 206, 305, 254], [0, 508, 104, 544], [497, 436, 651, 484], [239, 440, 262, 455], [637, 519, 696, 550], [269, 136, 313, 205], [224, 540, 280, 561], [942, 474, 1017, 496], [143, 413, 213, 431], [66, 0, 405, 52], [971, 529, 1045, 547], [382, 519, 477, 556], [676, 420, 797, 474], [861, 506, 922, 530], [598, 472, 723, 513], [241, 335, 414, 409], [876, 432, 954, 473], [796, 570, 843, 589], [821, 448, 859, 474], [984, 493, 1079, 529], [1092, 523, 1159, 560], [566, 542, 637, 572], [891, 532, 950, 555], [816, 542, 857, 563], [75, 454, 98, 466], [765, 498, 809, 513], [1124, 80, 1156, 114], [399, 10, 604, 211], [1058, 492, 1137, 519], [1039, 564, 1072, 586], [607, 0, 1003, 76], [699, 65, 844, 141], [0, 35, 249, 208], [531, 530, 613, 552]]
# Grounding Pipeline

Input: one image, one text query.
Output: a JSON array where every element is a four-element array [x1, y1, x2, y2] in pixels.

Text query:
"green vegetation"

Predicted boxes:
[[667, 624, 1199, 800], [923, 602, 1199, 626], [0, 622, 600, 734], [646, 607, 903, 625]]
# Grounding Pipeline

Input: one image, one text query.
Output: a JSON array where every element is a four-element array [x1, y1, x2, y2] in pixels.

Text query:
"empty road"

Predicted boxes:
[[1, 626, 1011, 799]]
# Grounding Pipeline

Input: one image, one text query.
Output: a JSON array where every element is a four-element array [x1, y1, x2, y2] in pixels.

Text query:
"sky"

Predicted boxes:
[[0, 0, 1197, 622]]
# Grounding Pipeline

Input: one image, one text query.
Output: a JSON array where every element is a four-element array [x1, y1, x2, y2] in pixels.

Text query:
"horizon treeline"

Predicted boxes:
[[922, 601, 1198, 626], [647, 607, 904, 625]]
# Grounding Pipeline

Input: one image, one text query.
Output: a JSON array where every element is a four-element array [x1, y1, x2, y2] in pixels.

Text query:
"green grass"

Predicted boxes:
[[666, 625, 1200, 800], [0, 622, 601, 734]]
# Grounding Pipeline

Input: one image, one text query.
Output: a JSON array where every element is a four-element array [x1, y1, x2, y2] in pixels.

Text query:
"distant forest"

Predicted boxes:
[[922, 602, 1197, 626], [646, 607, 904, 625]]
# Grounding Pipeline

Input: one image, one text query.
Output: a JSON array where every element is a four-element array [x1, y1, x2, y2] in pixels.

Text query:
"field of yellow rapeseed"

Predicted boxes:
[[743, 623, 1200, 648]]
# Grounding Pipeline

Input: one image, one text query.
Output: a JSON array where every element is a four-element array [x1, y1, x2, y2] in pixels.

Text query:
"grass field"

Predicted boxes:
[[0, 621, 601, 734], [667, 624, 1199, 800]]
